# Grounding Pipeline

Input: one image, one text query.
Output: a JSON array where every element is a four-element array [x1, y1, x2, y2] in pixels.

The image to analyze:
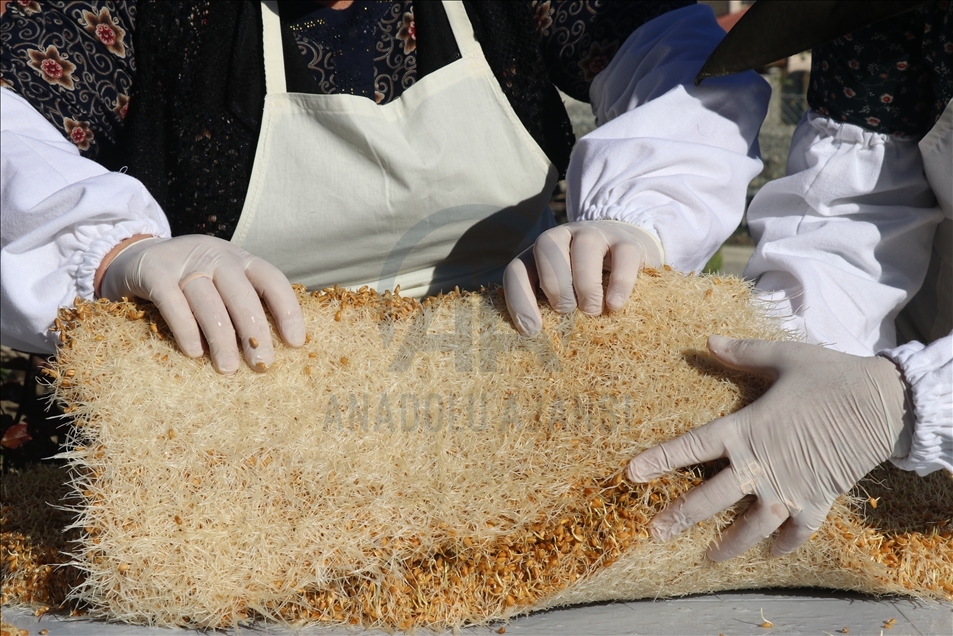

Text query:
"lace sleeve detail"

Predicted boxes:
[[0, 0, 137, 160], [533, 0, 693, 102]]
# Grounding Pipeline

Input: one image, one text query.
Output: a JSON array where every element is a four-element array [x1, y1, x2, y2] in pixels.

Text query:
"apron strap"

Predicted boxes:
[[261, 0, 287, 95], [441, 1, 483, 60]]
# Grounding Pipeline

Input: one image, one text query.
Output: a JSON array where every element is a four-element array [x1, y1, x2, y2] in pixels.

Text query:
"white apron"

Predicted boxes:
[[230, 0, 558, 296]]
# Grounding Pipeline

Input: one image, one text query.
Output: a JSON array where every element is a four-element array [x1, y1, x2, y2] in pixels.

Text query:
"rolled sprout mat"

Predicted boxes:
[[1, 268, 950, 630]]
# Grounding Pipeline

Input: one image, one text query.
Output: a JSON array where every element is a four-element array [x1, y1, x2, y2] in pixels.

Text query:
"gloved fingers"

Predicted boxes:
[[503, 248, 544, 336], [213, 265, 276, 371], [569, 227, 609, 315], [243, 256, 306, 348], [648, 467, 744, 542], [771, 504, 830, 556], [626, 423, 726, 482], [533, 227, 576, 314], [604, 239, 643, 312], [181, 275, 241, 374], [146, 278, 205, 359], [707, 335, 785, 378], [707, 496, 789, 561]]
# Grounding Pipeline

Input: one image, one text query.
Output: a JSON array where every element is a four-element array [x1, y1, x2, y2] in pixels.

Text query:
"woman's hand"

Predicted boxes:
[[98, 235, 306, 373], [502, 220, 663, 336], [626, 336, 912, 560]]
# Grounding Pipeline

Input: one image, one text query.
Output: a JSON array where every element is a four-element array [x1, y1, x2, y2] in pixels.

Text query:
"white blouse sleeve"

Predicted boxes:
[[0, 87, 171, 354], [566, 3, 770, 273], [744, 109, 950, 477], [881, 335, 953, 476], [744, 111, 943, 357]]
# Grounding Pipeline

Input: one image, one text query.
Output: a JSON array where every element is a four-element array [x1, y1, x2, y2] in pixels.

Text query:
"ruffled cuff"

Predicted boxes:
[[73, 220, 167, 301], [1, 89, 172, 353], [880, 335, 953, 475], [570, 4, 768, 273]]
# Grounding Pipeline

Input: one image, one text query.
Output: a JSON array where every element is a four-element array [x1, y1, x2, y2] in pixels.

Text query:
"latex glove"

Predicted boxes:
[[503, 220, 663, 336], [626, 335, 912, 561], [100, 235, 306, 373]]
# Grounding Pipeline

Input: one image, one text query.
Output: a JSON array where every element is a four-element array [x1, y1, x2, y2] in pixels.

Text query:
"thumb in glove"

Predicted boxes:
[[626, 335, 913, 560]]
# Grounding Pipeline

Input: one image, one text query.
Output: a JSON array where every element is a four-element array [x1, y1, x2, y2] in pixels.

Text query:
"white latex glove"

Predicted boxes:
[[100, 235, 306, 373], [626, 335, 912, 561], [503, 220, 663, 336]]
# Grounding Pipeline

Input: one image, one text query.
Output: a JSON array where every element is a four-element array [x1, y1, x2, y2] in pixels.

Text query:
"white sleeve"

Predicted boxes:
[[743, 111, 943, 356], [881, 335, 953, 476], [0, 88, 171, 354], [566, 3, 769, 273]]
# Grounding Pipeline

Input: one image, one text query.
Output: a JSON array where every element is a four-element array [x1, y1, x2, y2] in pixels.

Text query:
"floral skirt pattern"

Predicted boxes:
[[809, 0, 952, 138]]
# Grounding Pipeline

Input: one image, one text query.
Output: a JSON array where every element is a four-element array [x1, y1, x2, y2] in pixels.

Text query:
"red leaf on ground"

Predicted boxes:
[[1, 422, 32, 448]]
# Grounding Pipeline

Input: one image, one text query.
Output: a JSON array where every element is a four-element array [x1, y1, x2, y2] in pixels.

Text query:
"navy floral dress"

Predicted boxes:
[[809, 0, 952, 138], [1, 0, 689, 161], [1, 0, 137, 154]]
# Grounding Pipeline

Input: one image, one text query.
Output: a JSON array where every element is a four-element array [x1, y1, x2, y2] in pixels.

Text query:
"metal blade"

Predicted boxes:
[[696, 0, 929, 84]]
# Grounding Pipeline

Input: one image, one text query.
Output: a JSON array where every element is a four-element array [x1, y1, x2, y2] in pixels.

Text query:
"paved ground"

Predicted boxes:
[[3, 590, 951, 635]]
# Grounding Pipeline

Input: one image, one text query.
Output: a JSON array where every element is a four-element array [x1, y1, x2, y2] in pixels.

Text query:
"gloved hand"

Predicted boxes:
[[100, 235, 306, 373], [503, 220, 663, 336], [626, 335, 912, 561]]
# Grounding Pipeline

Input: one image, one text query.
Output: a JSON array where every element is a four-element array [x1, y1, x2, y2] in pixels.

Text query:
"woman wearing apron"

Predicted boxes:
[[2, 0, 766, 372], [107, 0, 565, 374], [3, 0, 946, 568]]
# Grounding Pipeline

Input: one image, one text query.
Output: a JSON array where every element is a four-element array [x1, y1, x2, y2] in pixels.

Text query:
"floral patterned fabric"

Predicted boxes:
[[1, 0, 136, 158], [2, 0, 691, 159], [533, 0, 692, 101], [809, 0, 952, 138], [288, 1, 415, 103], [287, 0, 689, 103]]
